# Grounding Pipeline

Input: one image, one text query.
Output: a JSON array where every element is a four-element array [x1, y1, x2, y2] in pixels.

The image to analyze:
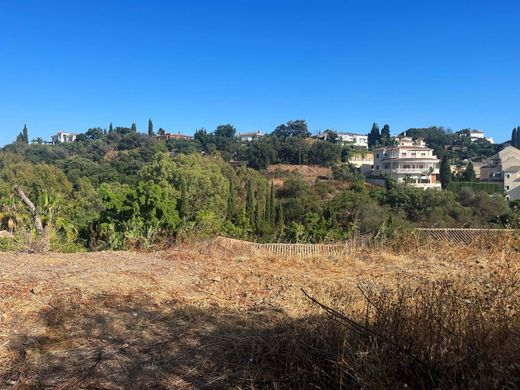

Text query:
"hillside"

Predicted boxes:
[[1, 237, 519, 388], [266, 164, 333, 186]]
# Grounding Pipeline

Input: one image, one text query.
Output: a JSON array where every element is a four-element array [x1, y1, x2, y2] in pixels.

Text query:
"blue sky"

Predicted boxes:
[[0, 0, 519, 146]]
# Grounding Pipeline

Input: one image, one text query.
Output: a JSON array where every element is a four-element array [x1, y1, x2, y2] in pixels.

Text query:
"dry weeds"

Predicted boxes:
[[0, 236, 519, 388]]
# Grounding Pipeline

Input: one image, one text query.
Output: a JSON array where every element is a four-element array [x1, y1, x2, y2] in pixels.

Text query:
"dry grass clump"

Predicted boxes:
[[1, 236, 519, 388], [318, 269, 520, 388]]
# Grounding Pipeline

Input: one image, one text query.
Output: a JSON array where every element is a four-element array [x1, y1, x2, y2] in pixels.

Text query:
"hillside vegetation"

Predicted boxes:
[[1, 124, 519, 252]]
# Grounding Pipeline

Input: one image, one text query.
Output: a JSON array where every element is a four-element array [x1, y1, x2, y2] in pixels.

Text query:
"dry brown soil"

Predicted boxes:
[[0, 239, 515, 388]]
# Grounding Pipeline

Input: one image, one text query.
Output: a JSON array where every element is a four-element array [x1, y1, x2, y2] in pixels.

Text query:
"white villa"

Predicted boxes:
[[459, 129, 494, 144], [239, 131, 264, 142], [480, 146, 520, 201], [51, 132, 78, 145], [372, 136, 441, 189], [317, 131, 368, 148]]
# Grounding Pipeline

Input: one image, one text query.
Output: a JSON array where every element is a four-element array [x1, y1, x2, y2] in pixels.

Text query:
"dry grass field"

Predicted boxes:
[[0, 237, 519, 389]]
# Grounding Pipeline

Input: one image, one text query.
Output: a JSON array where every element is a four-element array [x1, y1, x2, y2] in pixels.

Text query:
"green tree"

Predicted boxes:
[[148, 119, 154, 137], [380, 124, 391, 145], [463, 161, 476, 182], [246, 179, 254, 225], [243, 137, 277, 170], [308, 141, 341, 166], [269, 181, 275, 226], [179, 177, 188, 218], [214, 124, 236, 140], [323, 129, 339, 143], [226, 179, 236, 220], [272, 120, 311, 139], [439, 155, 452, 190], [513, 127, 520, 148], [16, 124, 29, 144], [23, 125, 29, 143], [367, 123, 380, 148], [277, 202, 284, 232], [254, 201, 261, 231], [85, 128, 104, 140], [280, 137, 309, 165], [109, 122, 113, 133], [131, 123, 137, 133]]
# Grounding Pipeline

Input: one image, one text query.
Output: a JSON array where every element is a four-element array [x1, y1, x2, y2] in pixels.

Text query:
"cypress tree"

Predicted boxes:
[[381, 124, 391, 144], [179, 177, 188, 218], [512, 128, 518, 148], [277, 203, 284, 233], [265, 186, 270, 223], [22, 124, 28, 144], [246, 179, 254, 225], [464, 161, 476, 182], [516, 126, 520, 148], [131, 122, 137, 132], [109, 122, 113, 133], [368, 123, 380, 148], [226, 179, 235, 220], [254, 202, 261, 232], [439, 155, 452, 190], [148, 119, 154, 137], [269, 181, 276, 226]]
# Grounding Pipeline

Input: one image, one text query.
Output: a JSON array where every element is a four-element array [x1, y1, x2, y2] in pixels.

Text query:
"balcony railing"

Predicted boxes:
[[392, 168, 438, 174]]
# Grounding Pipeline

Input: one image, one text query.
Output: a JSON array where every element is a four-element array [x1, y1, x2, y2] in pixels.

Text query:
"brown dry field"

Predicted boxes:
[[0, 238, 519, 389]]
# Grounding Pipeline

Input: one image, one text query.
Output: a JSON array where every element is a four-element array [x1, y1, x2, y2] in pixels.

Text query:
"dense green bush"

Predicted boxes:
[[447, 181, 502, 194]]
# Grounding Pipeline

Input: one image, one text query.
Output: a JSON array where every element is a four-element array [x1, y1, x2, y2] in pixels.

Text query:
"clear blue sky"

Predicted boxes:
[[0, 0, 519, 146]]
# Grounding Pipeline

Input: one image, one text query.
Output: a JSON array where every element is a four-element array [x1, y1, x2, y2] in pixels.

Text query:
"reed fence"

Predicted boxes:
[[417, 228, 518, 245]]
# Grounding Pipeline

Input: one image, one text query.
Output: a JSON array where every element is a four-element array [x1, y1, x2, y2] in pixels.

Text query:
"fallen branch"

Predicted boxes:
[[301, 288, 428, 369], [14, 185, 44, 236]]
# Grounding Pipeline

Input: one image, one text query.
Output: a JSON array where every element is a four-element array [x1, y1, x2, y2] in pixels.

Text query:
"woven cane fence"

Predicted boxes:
[[251, 242, 348, 256], [417, 228, 518, 245], [213, 229, 518, 257]]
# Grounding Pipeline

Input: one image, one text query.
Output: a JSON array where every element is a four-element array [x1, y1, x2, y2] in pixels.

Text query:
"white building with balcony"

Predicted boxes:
[[239, 131, 264, 142], [51, 131, 78, 145], [459, 129, 494, 144], [372, 137, 441, 189], [316, 131, 368, 148]]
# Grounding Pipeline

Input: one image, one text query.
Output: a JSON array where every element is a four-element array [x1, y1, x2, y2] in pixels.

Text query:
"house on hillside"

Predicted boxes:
[[317, 131, 368, 148], [459, 129, 494, 144], [239, 131, 264, 142], [154, 132, 193, 141], [371, 136, 441, 189], [51, 132, 78, 145], [480, 146, 520, 201], [347, 151, 373, 175]]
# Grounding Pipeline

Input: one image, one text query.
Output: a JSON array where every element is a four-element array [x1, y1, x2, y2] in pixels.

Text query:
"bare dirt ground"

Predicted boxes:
[[0, 239, 518, 389], [265, 164, 333, 187]]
